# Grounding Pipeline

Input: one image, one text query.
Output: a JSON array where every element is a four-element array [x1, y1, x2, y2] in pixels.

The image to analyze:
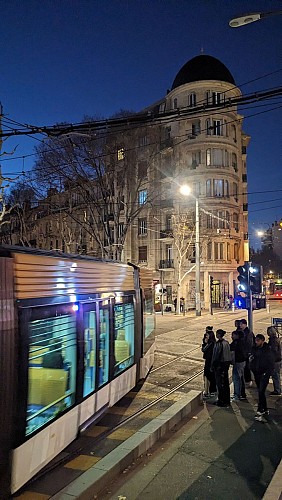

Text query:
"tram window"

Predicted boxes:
[[114, 297, 135, 375], [143, 288, 154, 338], [26, 309, 76, 436], [98, 305, 110, 387], [83, 309, 96, 397]]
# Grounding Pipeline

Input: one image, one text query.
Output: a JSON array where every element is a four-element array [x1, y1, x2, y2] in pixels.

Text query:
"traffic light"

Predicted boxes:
[[249, 265, 262, 293], [237, 264, 249, 293]]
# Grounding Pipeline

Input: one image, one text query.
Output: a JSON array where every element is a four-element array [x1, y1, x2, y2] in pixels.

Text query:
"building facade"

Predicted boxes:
[[1, 54, 249, 311]]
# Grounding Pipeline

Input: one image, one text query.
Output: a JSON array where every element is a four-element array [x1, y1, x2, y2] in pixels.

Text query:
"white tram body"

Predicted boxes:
[[0, 246, 155, 496]]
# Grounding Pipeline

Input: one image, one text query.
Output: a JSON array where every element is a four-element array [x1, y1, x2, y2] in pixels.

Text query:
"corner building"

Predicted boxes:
[[127, 54, 249, 309]]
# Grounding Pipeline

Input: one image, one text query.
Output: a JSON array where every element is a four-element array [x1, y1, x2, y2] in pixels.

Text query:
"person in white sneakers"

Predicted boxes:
[[249, 334, 275, 421]]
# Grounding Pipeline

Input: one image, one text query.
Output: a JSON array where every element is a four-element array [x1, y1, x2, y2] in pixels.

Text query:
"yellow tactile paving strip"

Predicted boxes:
[[64, 454, 101, 470], [15, 493, 50, 500], [107, 428, 136, 440]]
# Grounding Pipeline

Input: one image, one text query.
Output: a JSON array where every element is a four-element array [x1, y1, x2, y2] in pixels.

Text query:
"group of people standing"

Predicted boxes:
[[202, 320, 281, 420]]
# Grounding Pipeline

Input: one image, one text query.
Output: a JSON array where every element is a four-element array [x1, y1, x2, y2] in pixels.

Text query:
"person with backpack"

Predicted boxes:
[[211, 329, 232, 407], [267, 326, 281, 396]]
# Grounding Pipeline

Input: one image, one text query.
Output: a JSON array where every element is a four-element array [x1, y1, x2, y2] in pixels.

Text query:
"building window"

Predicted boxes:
[[226, 211, 230, 229], [117, 148, 125, 161], [166, 215, 172, 230], [191, 120, 201, 136], [214, 242, 224, 260], [193, 181, 201, 197], [192, 151, 201, 168], [206, 179, 212, 197], [138, 218, 147, 235], [232, 153, 238, 171], [212, 92, 222, 105], [218, 211, 225, 229], [138, 160, 148, 179], [207, 212, 214, 229], [233, 213, 239, 232], [206, 119, 223, 136], [206, 148, 211, 166], [231, 124, 237, 142], [214, 179, 223, 197], [166, 245, 173, 261], [227, 243, 231, 261], [139, 136, 148, 147], [233, 183, 238, 201], [159, 102, 165, 113], [138, 189, 147, 206], [207, 241, 212, 260], [234, 243, 239, 262], [189, 93, 196, 107], [118, 223, 124, 238], [138, 246, 147, 262], [224, 180, 229, 197], [173, 98, 178, 109]]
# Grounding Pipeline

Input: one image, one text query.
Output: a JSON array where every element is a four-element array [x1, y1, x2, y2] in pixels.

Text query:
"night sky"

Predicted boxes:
[[0, 0, 281, 249]]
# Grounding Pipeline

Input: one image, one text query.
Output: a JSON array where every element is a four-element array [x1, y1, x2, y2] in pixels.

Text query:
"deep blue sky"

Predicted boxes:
[[0, 0, 281, 248]]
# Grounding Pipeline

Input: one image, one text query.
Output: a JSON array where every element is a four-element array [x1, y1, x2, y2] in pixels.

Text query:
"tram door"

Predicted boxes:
[[211, 280, 221, 307]]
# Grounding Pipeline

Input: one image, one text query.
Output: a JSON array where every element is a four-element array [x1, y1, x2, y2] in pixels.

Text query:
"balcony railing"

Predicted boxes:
[[160, 229, 173, 239], [159, 259, 174, 269]]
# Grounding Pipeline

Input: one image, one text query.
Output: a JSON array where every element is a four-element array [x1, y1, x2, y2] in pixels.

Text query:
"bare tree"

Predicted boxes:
[[32, 118, 161, 260]]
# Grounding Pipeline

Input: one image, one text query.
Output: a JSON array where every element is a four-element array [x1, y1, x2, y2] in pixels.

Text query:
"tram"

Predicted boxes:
[[0, 245, 155, 497]]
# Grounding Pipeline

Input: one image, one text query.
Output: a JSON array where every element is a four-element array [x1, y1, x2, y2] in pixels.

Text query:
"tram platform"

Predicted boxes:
[[15, 309, 282, 500]]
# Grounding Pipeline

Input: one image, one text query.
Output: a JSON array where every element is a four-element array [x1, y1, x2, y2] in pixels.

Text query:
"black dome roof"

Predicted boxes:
[[171, 55, 235, 90]]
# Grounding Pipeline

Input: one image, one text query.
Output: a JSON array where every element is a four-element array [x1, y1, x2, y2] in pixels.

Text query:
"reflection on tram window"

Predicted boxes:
[[144, 289, 154, 338], [98, 306, 109, 386], [114, 298, 134, 375], [83, 310, 96, 397], [27, 311, 76, 436]]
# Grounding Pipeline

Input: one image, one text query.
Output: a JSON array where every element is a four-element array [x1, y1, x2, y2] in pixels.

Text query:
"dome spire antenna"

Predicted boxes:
[[200, 46, 204, 54]]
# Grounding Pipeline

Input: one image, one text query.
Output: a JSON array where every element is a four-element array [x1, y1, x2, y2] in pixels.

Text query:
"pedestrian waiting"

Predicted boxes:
[[230, 330, 247, 402], [249, 334, 275, 421], [267, 326, 281, 396], [201, 326, 217, 398], [211, 329, 232, 407]]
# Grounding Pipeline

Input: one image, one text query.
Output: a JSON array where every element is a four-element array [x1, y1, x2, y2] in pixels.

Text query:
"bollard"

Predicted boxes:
[[232, 303, 235, 312], [267, 303, 270, 313]]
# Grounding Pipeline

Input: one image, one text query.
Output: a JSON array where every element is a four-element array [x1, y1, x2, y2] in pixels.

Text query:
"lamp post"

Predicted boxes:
[[179, 185, 201, 316], [229, 10, 282, 28]]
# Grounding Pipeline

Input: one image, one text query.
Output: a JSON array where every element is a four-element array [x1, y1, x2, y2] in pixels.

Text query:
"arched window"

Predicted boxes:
[[189, 93, 196, 107], [173, 98, 178, 109], [233, 182, 238, 201], [224, 180, 229, 197]]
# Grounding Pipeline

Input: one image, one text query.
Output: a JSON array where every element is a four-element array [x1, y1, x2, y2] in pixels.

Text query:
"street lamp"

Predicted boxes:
[[179, 184, 201, 316], [229, 10, 282, 27]]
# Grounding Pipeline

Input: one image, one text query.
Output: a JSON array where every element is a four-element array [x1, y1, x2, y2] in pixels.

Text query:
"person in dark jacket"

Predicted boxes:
[[250, 334, 275, 420], [230, 330, 247, 401], [267, 326, 281, 396], [240, 319, 255, 385], [201, 326, 217, 397], [211, 329, 231, 407], [42, 341, 64, 369]]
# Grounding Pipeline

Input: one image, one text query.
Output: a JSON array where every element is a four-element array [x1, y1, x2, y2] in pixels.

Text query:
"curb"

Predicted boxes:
[[50, 390, 202, 499], [262, 459, 282, 500]]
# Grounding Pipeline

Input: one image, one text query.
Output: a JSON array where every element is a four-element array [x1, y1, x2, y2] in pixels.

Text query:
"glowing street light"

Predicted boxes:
[[179, 184, 201, 316], [229, 10, 282, 28]]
